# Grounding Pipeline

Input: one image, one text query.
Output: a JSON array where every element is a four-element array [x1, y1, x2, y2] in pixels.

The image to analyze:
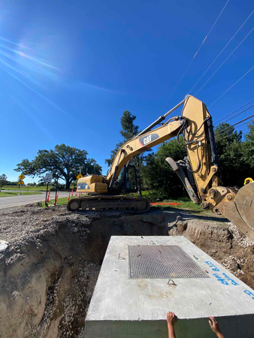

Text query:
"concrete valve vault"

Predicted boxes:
[[85, 236, 254, 338]]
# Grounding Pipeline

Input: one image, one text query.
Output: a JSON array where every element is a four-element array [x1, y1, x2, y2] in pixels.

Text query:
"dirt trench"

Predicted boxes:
[[0, 206, 253, 338]]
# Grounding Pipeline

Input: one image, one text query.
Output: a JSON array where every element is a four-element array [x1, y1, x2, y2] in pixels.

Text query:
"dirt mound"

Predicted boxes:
[[168, 216, 254, 288], [0, 206, 253, 337]]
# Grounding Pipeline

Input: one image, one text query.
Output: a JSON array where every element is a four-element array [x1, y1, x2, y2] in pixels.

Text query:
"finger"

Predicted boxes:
[[167, 312, 172, 319], [208, 320, 212, 327], [209, 317, 215, 324]]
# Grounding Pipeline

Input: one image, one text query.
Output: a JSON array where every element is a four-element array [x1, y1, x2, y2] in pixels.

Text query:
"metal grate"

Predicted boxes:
[[128, 245, 209, 279]]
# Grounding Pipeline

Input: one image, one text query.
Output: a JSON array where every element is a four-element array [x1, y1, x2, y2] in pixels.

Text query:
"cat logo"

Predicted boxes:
[[139, 133, 159, 146]]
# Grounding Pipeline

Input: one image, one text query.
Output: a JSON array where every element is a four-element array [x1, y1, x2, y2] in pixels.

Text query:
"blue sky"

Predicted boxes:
[[0, 0, 253, 183]]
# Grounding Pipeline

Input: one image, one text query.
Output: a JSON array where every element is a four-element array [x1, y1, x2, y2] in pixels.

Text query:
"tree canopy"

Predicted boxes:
[[105, 110, 150, 195], [15, 144, 101, 189], [214, 123, 250, 187], [244, 120, 254, 170], [142, 137, 187, 198], [105, 110, 139, 167], [0, 174, 7, 191]]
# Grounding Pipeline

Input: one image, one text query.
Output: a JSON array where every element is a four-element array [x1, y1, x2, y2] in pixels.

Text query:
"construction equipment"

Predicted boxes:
[[67, 95, 254, 240], [244, 177, 253, 185]]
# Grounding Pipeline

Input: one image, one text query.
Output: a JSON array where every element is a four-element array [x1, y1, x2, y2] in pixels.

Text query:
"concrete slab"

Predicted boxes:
[[85, 236, 254, 338]]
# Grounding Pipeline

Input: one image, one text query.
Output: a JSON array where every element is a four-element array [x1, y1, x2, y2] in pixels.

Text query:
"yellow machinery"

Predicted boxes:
[[67, 95, 254, 240], [244, 178, 253, 185]]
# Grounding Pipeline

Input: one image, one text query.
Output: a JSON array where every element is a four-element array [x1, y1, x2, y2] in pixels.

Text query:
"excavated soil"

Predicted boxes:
[[0, 205, 253, 338]]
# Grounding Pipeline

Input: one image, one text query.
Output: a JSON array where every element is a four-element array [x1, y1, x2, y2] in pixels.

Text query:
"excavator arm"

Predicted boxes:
[[165, 96, 254, 241], [166, 95, 218, 204], [106, 118, 183, 187], [106, 95, 218, 200]]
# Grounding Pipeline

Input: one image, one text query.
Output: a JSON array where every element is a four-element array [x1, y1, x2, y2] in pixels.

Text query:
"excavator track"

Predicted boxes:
[[67, 195, 150, 213]]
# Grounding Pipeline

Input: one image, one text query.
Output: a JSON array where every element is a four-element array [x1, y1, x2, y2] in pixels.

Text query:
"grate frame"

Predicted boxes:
[[128, 245, 209, 279]]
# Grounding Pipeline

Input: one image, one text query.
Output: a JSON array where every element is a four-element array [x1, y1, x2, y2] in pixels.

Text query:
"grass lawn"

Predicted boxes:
[[0, 191, 42, 197], [1, 185, 54, 191], [42, 196, 74, 207], [150, 198, 207, 213], [131, 190, 207, 214]]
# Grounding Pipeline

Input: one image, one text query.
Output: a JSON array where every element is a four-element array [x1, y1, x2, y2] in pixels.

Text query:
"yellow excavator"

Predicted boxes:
[[67, 95, 254, 240]]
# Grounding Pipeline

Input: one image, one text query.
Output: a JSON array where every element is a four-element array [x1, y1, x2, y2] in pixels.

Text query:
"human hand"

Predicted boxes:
[[167, 312, 177, 326], [208, 317, 221, 335]]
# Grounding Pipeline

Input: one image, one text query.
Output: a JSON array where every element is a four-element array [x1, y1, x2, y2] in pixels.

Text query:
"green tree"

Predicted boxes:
[[214, 123, 250, 187], [15, 144, 101, 189], [105, 141, 124, 168], [105, 111, 139, 167], [105, 110, 147, 195], [244, 119, 254, 170], [120, 110, 139, 140], [142, 137, 187, 198], [0, 174, 7, 192]]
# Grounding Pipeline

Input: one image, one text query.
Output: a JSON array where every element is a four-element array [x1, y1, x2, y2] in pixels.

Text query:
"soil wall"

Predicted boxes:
[[0, 207, 167, 338]]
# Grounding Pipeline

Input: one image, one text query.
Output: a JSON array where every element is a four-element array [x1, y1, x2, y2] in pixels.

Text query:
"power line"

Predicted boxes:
[[215, 112, 254, 136], [216, 123, 249, 141], [189, 11, 253, 93], [217, 103, 254, 125], [216, 120, 248, 136], [215, 106, 254, 135], [214, 99, 254, 124], [195, 28, 253, 95], [239, 127, 250, 133], [234, 122, 249, 129], [231, 120, 250, 130], [215, 114, 254, 135], [215, 126, 249, 142], [234, 122, 252, 132], [164, 0, 230, 104], [209, 65, 254, 107]]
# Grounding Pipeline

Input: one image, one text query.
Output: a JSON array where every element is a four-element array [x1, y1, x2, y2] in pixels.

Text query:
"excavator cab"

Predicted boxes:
[[124, 165, 138, 193], [113, 164, 138, 194]]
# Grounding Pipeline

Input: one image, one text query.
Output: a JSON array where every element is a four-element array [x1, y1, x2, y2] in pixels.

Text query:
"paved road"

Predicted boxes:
[[0, 192, 70, 210], [2, 190, 53, 193]]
